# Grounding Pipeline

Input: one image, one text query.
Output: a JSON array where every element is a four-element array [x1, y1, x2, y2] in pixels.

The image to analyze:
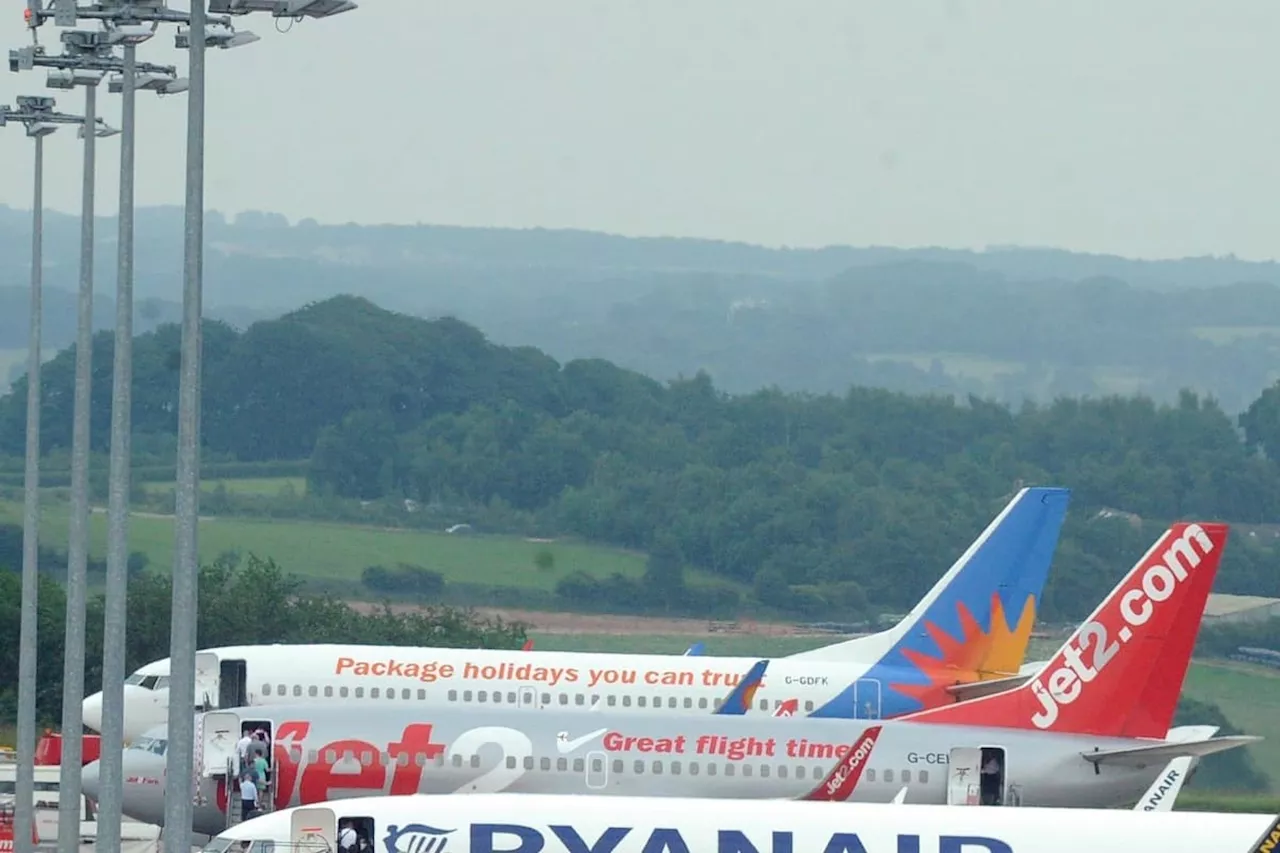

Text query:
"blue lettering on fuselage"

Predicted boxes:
[[468, 824, 1014, 853]]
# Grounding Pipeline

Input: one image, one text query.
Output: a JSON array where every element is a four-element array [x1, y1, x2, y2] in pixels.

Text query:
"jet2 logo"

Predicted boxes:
[[1030, 523, 1215, 730], [384, 824, 455, 853]]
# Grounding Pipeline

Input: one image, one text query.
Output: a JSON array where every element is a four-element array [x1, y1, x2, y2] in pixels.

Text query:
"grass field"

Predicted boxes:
[[139, 476, 307, 497], [0, 497, 667, 590]]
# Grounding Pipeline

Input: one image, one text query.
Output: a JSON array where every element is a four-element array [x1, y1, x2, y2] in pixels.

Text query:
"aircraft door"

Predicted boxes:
[[585, 751, 608, 790], [853, 679, 881, 719], [195, 652, 220, 710], [220, 659, 249, 709], [290, 806, 336, 853], [517, 687, 540, 709], [978, 746, 1007, 806], [946, 747, 982, 805], [201, 711, 240, 778]]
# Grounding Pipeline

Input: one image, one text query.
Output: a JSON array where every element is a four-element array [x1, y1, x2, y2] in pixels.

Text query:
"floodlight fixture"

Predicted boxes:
[[209, 0, 356, 17], [46, 67, 107, 89], [175, 23, 259, 49], [25, 120, 59, 137], [105, 23, 156, 45], [16, 94, 55, 110]]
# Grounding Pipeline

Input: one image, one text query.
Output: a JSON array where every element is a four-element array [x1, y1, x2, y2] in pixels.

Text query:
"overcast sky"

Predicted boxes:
[[0, 1, 1276, 259]]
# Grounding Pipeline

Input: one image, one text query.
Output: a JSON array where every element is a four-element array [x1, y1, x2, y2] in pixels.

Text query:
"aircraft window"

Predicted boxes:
[[261, 684, 271, 696], [541, 693, 551, 705], [707, 763, 717, 777], [448, 690, 457, 701], [200, 838, 234, 853], [307, 750, 318, 763], [371, 688, 380, 699], [524, 757, 534, 770], [324, 686, 333, 698], [920, 771, 928, 784], [607, 696, 617, 707], [507, 692, 517, 703], [652, 760, 662, 775], [402, 689, 411, 700], [558, 694, 568, 706], [901, 770, 911, 782], [451, 754, 462, 767], [742, 764, 753, 777], [506, 756, 516, 769], [683, 698, 692, 709], [324, 749, 336, 763], [777, 766, 787, 779], [478, 690, 487, 702], [492, 691, 502, 704], [396, 753, 409, 768], [414, 754, 426, 767], [126, 673, 147, 686], [131, 736, 168, 756], [885, 769, 894, 783], [633, 761, 644, 775], [418, 689, 427, 700], [670, 761, 681, 775], [574, 694, 584, 706], [760, 764, 770, 778], [638, 697, 646, 708], [758, 699, 767, 711], [698, 698, 708, 709], [139, 676, 159, 689], [556, 758, 567, 772], [308, 686, 318, 697], [540, 758, 551, 771], [668, 697, 677, 708], [713, 698, 723, 710], [339, 687, 349, 698], [354, 687, 364, 698], [154, 676, 170, 690], [622, 697, 631, 707], [813, 765, 824, 778], [463, 691, 473, 702], [804, 701, 814, 712], [470, 755, 480, 769], [612, 759, 623, 773], [575, 759, 586, 773], [292, 685, 302, 697], [866, 769, 875, 782], [688, 762, 699, 776], [795, 767, 805, 780]]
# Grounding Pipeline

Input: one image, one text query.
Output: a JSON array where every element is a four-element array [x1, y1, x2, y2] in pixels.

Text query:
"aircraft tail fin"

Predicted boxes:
[[521, 639, 534, 651], [713, 660, 768, 715], [788, 487, 1069, 669], [901, 522, 1228, 738], [801, 726, 883, 801], [684, 642, 705, 656]]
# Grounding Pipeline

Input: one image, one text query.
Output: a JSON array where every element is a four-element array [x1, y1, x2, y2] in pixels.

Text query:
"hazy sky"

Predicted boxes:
[[0, 1, 1277, 259]]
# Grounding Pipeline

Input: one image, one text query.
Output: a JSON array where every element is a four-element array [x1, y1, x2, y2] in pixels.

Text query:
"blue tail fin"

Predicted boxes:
[[805, 486, 1071, 718], [684, 642, 705, 656], [714, 660, 768, 715]]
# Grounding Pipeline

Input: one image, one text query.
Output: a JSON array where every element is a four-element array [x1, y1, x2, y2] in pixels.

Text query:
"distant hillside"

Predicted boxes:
[[3, 205, 1279, 409]]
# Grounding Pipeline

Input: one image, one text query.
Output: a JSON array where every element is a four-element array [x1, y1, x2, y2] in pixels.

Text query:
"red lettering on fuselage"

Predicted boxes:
[[210, 720, 446, 812]]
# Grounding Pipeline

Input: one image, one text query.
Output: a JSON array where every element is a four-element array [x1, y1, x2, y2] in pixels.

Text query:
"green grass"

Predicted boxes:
[[0, 497, 662, 590], [1182, 659, 1280, 789], [139, 476, 307, 497]]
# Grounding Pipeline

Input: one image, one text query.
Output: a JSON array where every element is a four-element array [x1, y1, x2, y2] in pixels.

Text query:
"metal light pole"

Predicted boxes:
[[1, 92, 113, 853]]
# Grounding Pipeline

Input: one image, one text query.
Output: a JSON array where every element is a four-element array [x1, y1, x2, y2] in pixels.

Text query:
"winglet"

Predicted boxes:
[[901, 522, 1228, 738], [801, 726, 882, 801], [684, 642, 705, 656], [714, 660, 768, 715]]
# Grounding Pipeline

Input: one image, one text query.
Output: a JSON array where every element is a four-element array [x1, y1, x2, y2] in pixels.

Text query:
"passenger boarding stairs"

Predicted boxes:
[[218, 758, 274, 829]]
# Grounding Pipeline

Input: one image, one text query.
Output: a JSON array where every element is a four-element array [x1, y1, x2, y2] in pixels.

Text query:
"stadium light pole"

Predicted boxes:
[[0, 92, 116, 853]]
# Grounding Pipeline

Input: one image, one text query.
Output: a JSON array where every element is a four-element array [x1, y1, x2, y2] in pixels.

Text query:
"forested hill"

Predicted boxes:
[[3, 295, 1280, 622]]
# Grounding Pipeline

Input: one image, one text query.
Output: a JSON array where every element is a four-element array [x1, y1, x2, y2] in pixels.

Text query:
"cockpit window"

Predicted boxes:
[[129, 736, 168, 756], [200, 839, 234, 853], [125, 673, 147, 686], [154, 676, 170, 690], [203, 840, 273, 853]]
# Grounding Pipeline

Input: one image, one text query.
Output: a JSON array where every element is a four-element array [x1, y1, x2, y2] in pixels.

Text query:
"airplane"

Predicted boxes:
[[82, 486, 1071, 741], [189, 792, 1280, 853], [83, 522, 1253, 835]]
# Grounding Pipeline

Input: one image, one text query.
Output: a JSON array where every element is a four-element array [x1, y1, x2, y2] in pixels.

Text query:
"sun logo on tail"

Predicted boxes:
[[889, 592, 1036, 708]]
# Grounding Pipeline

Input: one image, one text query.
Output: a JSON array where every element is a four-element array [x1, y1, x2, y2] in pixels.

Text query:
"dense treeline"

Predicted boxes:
[[3, 296, 1280, 621], [0, 542, 526, 727]]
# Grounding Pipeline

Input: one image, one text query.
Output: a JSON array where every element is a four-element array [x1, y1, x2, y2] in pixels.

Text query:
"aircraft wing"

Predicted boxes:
[[1082, 735, 1262, 767]]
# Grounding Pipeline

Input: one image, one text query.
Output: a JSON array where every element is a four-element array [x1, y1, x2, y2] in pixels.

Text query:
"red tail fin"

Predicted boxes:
[[901, 522, 1228, 739], [802, 726, 882, 801]]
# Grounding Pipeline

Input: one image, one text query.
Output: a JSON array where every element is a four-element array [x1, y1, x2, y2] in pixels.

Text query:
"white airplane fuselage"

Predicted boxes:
[[201, 792, 1280, 853], [86, 701, 1225, 836]]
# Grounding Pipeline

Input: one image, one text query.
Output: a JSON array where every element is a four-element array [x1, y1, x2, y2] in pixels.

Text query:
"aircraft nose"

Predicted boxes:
[[82, 692, 104, 732], [82, 759, 101, 801]]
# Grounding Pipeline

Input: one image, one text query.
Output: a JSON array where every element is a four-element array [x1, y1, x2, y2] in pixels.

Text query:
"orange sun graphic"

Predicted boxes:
[[889, 592, 1036, 710]]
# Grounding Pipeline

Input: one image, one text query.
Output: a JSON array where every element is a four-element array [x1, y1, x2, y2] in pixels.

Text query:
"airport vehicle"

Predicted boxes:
[[82, 487, 1071, 740], [85, 522, 1248, 834], [195, 792, 1280, 853]]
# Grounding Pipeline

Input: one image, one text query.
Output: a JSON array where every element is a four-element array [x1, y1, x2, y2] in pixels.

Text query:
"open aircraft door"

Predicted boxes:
[[946, 747, 982, 805], [200, 711, 240, 778], [290, 807, 336, 853], [195, 652, 220, 710]]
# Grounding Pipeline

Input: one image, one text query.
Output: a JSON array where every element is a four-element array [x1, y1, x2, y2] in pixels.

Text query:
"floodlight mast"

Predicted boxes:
[[1, 93, 98, 853]]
